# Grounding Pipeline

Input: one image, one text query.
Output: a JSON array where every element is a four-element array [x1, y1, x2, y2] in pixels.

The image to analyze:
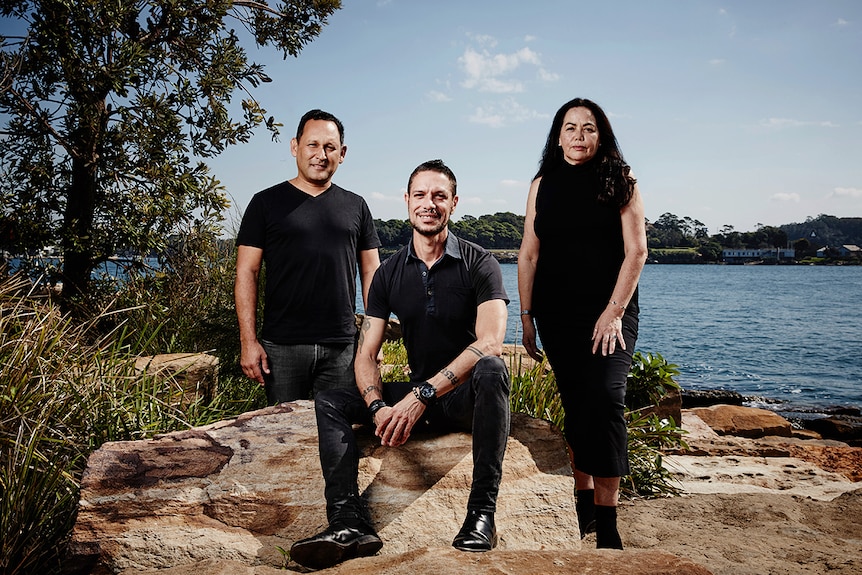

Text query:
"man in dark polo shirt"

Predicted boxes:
[[290, 159, 511, 570]]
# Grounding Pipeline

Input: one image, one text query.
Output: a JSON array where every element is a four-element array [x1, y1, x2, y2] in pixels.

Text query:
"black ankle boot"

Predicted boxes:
[[290, 520, 383, 569], [452, 510, 497, 552], [595, 505, 623, 549], [575, 488, 596, 539]]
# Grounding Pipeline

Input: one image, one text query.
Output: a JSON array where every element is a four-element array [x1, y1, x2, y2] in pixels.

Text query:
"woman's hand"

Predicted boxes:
[[591, 308, 625, 356], [521, 316, 544, 362]]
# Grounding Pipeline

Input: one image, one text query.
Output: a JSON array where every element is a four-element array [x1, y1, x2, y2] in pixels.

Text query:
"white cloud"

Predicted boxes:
[[836, 18, 849, 27], [500, 179, 527, 188], [709, 58, 725, 66], [833, 187, 862, 198], [427, 90, 452, 102], [371, 191, 403, 202], [537, 68, 560, 82], [771, 193, 801, 202], [469, 34, 498, 49], [760, 118, 839, 128], [459, 46, 544, 93], [468, 98, 548, 128], [469, 107, 505, 128]]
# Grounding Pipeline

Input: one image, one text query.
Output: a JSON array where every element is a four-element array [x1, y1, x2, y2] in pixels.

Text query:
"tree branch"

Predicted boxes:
[[231, 1, 285, 18], [7, 86, 78, 158]]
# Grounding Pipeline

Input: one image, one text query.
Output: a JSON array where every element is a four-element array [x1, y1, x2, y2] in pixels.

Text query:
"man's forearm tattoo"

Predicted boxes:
[[361, 384, 381, 399], [357, 318, 371, 352], [467, 345, 485, 359], [440, 368, 459, 387]]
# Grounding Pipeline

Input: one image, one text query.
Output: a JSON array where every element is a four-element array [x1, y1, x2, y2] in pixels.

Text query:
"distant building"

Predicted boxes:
[[815, 245, 861, 258], [722, 248, 795, 263]]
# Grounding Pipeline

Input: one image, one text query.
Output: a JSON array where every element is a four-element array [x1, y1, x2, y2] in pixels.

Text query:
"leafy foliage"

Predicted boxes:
[[0, 269, 263, 575], [508, 356, 565, 425], [371, 212, 862, 264], [0, 0, 341, 308], [781, 214, 862, 249], [626, 351, 681, 411], [624, 411, 687, 498], [375, 212, 526, 250]]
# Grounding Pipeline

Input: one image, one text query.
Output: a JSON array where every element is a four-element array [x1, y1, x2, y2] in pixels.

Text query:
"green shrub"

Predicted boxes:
[[626, 351, 682, 412], [96, 231, 245, 379], [509, 356, 565, 427], [0, 271, 263, 575]]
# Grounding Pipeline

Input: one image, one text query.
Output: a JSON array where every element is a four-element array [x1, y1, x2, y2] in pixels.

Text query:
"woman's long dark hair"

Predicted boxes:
[[535, 98, 636, 207]]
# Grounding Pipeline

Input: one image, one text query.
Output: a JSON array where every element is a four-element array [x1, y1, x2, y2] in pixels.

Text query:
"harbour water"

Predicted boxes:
[[499, 263, 862, 415], [11, 255, 860, 414]]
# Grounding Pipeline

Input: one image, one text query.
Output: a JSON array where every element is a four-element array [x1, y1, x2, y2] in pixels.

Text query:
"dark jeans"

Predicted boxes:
[[313, 356, 511, 527], [260, 340, 356, 403]]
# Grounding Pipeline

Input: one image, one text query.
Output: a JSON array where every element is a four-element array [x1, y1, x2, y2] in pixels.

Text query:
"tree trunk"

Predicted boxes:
[[60, 97, 105, 314], [61, 155, 98, 311]]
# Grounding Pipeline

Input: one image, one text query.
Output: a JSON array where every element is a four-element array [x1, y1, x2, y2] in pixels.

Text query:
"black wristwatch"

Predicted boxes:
[[368, 399, 388, 418], [413, 382, 437, 406]]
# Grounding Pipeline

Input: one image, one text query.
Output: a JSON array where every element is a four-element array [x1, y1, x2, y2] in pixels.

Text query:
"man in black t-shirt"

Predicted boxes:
[[290, 159, 510, 570], [235, 109, 381, 404]]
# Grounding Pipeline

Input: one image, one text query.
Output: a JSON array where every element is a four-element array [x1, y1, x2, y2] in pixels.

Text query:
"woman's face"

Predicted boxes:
[[558, 106, 599, 165]]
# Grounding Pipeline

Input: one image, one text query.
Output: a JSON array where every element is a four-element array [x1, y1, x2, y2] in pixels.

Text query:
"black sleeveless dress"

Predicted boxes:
[[533, 159, 638, 321], [531, 158, 637, 478]]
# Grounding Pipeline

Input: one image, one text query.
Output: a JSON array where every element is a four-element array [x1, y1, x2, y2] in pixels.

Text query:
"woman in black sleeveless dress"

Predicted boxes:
[[517, 98, 648, 549]]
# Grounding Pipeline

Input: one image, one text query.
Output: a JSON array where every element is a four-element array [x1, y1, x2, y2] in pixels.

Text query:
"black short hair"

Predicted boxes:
[[296, 109, 345, 144], [407, 159, 457, 196]]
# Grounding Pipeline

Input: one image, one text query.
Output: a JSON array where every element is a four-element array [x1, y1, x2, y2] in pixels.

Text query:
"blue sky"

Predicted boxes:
[[210, 0, 862, 235], [4, 1, 861, 235]]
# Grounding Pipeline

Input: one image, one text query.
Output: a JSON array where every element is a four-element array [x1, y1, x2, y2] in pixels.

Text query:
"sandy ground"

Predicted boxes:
[[609, 414, 862, 575]]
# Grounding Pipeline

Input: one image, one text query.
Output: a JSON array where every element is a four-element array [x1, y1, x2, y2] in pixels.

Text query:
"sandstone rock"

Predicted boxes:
[[806, 415, 862, 446], [791, 427, 822, 440], [781, 442, 862, 482], [638, 388, 682, 426], [67, 402, 583, 574], [687, 404, 792, 438], [134, 353, 219, 405], [117, 548, 714, 575], [673, 411, 862, 487]]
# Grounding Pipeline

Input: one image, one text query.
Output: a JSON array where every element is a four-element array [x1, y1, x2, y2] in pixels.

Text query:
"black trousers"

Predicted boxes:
[[313, 356, 511, 526]]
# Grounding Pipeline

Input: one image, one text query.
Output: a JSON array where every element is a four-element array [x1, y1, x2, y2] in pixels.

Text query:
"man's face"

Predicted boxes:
[[406, 170, 458, 236], [290, 119, 346, 186]]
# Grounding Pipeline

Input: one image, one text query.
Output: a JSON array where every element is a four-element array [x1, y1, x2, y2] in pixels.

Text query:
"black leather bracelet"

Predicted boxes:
[[368, 399, 388, 418]]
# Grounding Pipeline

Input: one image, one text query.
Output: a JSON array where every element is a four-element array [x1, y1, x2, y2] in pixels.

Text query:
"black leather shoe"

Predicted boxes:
[[452, 510, 497, 552], [290, 522, 383, 569]]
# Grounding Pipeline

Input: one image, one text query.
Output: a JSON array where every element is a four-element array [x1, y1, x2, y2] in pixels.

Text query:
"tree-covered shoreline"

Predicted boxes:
[[375, 213, 862, 265]]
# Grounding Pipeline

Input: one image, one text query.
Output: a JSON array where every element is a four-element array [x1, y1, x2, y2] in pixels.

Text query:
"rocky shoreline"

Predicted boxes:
[[65, 398, 862, 575], [499, 344, 862, 447], [681, 388, 862, 447]]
